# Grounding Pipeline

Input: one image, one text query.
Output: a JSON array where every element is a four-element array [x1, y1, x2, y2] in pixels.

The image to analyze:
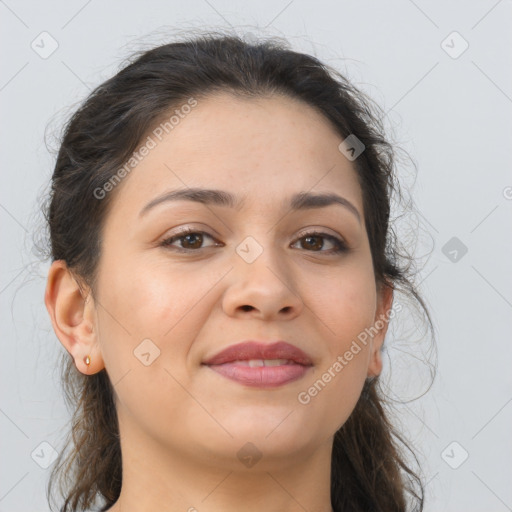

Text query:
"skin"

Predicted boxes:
[[45, 92, 393, 512]]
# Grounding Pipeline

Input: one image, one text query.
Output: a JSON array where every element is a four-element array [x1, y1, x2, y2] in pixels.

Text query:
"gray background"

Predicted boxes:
[[1, 1, 511, 510]]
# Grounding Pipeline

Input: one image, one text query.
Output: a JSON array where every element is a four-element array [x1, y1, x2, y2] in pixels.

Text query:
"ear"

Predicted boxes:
[[367, 280, 394, 378], [44, 260, 104, 374]]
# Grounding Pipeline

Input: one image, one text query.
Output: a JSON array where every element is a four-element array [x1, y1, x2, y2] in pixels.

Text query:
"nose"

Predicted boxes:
[[221, 241, 304, 321]]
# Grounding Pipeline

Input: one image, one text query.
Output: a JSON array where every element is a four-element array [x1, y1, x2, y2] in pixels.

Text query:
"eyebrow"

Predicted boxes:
[[139, 187, 361, 223]]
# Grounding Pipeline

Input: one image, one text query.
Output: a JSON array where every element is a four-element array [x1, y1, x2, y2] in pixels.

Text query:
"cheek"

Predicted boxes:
[[97, 254, 186, 335], [308, 264, 377, 346], [296, 273, 376, 430], [95, 254, 222, 374], [93, 256, 207, 432], [299, 263, 376, 410]]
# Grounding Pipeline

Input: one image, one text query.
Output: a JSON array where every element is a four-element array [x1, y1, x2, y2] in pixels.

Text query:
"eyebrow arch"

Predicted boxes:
[[139, 187, 361, 223]]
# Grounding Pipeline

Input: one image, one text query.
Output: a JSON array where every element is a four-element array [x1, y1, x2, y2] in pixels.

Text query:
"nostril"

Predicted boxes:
[[240, 305, 253, 312]]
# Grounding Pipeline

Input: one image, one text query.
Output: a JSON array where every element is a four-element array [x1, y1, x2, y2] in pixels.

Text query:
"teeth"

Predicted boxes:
[[263, 359, 290, 367], [245, 359, 290, 367], [248, 359, 265, 367]]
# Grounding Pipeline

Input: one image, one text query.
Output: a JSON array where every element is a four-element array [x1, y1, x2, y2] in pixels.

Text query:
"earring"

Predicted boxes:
[[84, 355, 91, 366]]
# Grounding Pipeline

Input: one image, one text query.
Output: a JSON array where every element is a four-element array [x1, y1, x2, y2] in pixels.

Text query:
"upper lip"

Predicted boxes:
[[202, 341, 313, 366]]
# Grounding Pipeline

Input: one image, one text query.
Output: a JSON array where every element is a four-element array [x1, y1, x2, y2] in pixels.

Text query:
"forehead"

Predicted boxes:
[[106, 92, 363, 218]]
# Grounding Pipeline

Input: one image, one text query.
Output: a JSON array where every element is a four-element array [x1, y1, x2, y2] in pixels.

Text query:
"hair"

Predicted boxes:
[[44, 31, 435, 512]]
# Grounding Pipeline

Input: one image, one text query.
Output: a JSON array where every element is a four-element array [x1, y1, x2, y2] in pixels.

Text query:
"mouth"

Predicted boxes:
[[202, 341, 313, 388]]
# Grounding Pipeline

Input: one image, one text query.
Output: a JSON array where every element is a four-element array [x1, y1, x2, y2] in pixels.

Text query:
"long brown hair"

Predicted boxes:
[[44, 31, 435, 512]]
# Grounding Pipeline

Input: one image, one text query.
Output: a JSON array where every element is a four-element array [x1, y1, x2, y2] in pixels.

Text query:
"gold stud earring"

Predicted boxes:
[[84, 355, 91, 366]]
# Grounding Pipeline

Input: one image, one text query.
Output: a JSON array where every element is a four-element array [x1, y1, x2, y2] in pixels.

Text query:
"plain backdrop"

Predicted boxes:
[[1, 1, 511, 511]]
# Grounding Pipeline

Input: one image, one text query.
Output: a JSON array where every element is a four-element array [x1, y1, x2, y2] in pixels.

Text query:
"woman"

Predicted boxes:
[[43, 32, 433, 512]]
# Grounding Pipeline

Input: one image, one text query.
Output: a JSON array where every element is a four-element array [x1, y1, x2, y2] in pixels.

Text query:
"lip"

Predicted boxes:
[[202, 341, 313, 388]]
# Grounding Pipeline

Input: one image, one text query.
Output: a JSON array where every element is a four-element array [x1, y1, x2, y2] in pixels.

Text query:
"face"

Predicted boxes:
[[69, 93, 391, 470]]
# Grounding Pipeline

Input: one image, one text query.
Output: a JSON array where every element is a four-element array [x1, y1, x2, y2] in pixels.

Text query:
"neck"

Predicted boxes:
[[105, 416, 334, 512]]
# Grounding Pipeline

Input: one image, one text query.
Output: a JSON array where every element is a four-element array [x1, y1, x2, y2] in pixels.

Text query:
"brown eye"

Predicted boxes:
[[301, 235, 324, 251], [292, 231, 348, 254], [180, 232, 204, 249], [160, 229, 219, 252]]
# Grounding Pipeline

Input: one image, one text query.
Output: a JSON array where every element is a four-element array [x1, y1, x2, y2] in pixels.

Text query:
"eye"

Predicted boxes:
[[160, 228, 221, 252], [159, 227, 348, 255], [291, 230, 348, 254]]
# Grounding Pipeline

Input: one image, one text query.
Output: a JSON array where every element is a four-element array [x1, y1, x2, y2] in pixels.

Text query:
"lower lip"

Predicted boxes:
[[205, 362, 311, 388]]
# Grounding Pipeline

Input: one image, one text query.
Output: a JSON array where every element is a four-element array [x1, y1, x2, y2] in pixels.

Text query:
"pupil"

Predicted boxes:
[[185, 233, 202, 248], [305, 235, 322, 250]]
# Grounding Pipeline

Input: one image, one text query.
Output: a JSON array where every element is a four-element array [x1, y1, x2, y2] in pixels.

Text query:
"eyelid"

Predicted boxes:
[[159, 226, 219, 248], [159, 225, 349, 253], [161, 227, 344, 242], [294, 226, 345, 242], [291, 228, 348, 253], [159, 224, 219, 243]]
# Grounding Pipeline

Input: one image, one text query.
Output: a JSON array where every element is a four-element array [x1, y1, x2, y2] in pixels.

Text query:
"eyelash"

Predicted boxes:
[[159, 227, 348, 255]]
